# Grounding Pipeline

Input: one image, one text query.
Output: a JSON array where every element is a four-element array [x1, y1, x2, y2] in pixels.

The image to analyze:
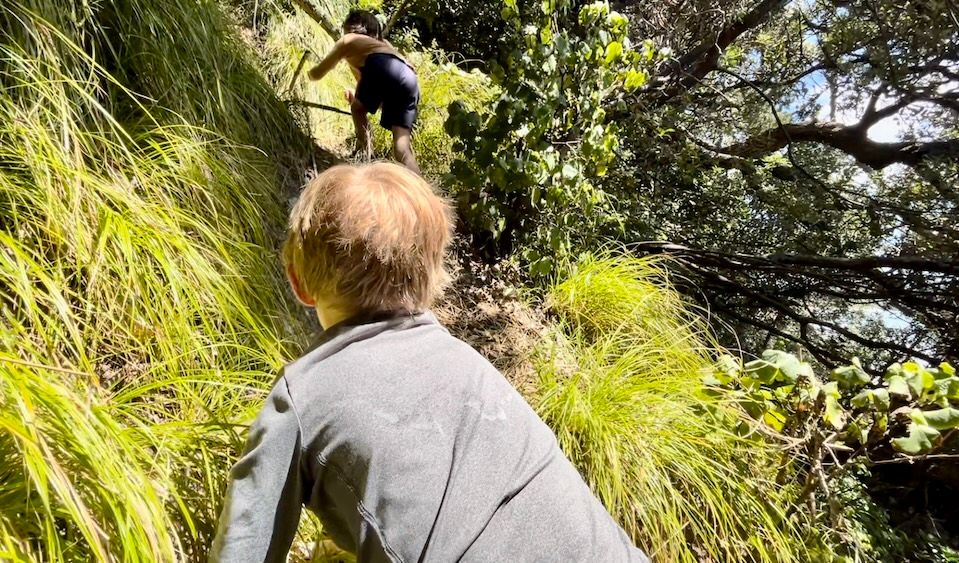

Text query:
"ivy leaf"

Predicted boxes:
[[763, 349, 812, 383], [623, 69, 647, 91], [763, 407, 787, 432], [920, 407, 959, 430], [901, 362, 935, 397], [824, 395, 846, 430], [892, 422, 940, 455], [745, 358, 777, 384], [935, 377, 959, 401]]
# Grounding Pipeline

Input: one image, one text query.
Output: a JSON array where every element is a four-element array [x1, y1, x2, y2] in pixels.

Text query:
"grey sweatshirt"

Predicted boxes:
[[210, 311, 649, 562]]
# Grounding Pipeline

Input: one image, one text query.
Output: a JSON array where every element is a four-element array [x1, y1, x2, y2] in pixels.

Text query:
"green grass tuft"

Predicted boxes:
[[537, 253, 807, 561]]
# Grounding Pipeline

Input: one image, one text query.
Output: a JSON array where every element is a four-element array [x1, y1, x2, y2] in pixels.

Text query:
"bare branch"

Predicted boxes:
[[631, 241, 957, 366], [716, 122, 959, 169]]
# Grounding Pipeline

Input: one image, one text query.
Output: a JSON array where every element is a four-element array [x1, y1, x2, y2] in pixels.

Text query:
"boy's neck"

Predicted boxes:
[[315, 298, 356, 331]]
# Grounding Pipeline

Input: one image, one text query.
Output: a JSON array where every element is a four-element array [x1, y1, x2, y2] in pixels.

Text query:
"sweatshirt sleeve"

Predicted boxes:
[[210, 377, 306, 563]]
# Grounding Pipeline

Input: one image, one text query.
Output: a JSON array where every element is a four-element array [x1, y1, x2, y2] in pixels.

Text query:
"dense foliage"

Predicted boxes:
[[709, 352, 959, 558], [446, 1, 654, 272], [2, 0, 956, 560], [444, 0, 957, 374]]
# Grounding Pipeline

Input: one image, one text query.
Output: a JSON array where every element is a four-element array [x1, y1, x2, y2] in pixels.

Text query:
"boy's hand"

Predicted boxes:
[[345, 89, 355, 104]]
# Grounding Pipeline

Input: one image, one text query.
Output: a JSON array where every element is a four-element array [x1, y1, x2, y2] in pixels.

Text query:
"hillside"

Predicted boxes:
[[1, 0, 956, 561]]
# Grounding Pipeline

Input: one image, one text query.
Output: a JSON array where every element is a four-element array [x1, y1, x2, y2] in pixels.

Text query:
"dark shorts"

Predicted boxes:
[[356, 53, 420, 131]]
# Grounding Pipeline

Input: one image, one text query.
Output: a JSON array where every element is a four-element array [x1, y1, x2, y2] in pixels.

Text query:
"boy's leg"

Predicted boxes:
[[350, 98, 373, 160], [391, 126, 420, 174]]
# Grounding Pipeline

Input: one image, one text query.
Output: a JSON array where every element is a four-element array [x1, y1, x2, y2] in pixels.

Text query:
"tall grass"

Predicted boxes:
[[537, 255, 806, 562], [0, 0, 311, 559]]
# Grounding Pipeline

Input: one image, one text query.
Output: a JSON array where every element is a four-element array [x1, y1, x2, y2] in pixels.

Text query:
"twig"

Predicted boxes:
[[870, 453, 959, 466], [286, 50, 315, 97], [288, 99, 352, 116]]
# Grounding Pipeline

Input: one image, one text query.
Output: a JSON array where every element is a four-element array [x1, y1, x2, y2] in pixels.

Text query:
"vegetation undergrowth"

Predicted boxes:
[[0, 0, 312, 559], [536, 254, 808, 562]]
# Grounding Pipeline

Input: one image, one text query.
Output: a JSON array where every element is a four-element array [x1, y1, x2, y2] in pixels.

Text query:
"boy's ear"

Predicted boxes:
[[286, 264, 316, 307]]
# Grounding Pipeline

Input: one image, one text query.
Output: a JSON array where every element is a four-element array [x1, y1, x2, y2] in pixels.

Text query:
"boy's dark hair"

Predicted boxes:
[[342, 10, 383, 40]]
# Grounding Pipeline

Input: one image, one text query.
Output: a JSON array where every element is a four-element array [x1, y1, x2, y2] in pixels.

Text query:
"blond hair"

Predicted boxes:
[[283, 162, 453, 314]]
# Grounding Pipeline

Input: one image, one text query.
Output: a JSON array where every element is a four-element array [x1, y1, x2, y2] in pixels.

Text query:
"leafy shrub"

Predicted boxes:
[[445, 1, 657, 270], [709, 350, 959, 560]]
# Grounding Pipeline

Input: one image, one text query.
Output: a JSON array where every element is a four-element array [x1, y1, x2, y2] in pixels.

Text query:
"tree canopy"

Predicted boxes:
[[438, 0, 958, 372]]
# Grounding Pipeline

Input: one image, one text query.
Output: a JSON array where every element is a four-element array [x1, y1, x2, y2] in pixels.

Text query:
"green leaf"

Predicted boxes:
[[935, 377, 959, 401], [906, 369, 934, 398], [886, 375, 911, 397], [756, 349, 812, 383], [824, 395, 846, 430], [822, 381, 846, 430], [822, 381, 841, 399], [892, 422, 940, 455], [831, 358, 870, 388], [763, 408, 786, 432], [822, 382, 845, 429], [604, 41, 623, 65], [540, 26, 553, 44], [851, 388, 890, 411], [623, 69, 647, 91], [920, 407, 959, 430], [745, 358, 777, 384]]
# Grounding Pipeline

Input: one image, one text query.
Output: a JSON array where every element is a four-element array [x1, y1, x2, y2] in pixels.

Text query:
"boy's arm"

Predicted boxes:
[[308, 36, 351, 81], [210, 377, 306, 563]]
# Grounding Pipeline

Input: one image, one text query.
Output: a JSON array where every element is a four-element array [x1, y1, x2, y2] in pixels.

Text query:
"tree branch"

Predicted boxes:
[[662, 0, 790, 98], [383, 0, 413, 37], [716, 122, 959, 169], [290, 0, 340, 40], [631, 241, 957, 366]]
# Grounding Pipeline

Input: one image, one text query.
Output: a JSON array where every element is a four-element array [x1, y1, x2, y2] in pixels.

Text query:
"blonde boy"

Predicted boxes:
[[211, 163, 647, 562]]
